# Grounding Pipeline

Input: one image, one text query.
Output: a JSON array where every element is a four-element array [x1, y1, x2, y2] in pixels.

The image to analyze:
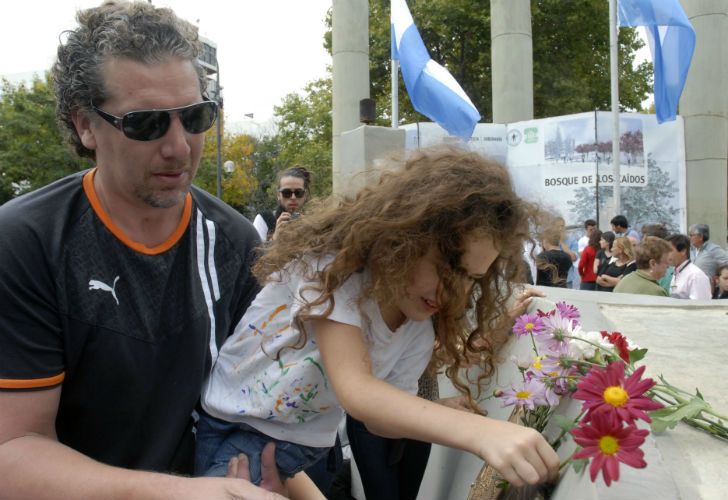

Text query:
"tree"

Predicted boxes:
[[272, 77, 333, 198], [568, 155, 679, 229], [246, 134, 285, 217], [340, 0, 652, 124], [194, 127, 258, 212], [0, 75, 87, 204]]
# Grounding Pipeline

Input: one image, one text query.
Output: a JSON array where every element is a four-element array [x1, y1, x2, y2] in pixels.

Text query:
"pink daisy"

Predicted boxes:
[[512, 312, 545, 337], [500, 378, 549, 411], [538, 312, 577, 352], [572, 412, 649, 486], [573, 361, 663, 424], [555, 301, 580, 324]]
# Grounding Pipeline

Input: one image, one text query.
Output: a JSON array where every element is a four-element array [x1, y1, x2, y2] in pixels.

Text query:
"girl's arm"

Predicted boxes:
[[313, 319, 559, 487]]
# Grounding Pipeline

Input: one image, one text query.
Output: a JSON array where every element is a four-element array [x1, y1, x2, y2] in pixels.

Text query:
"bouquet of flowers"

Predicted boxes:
[[495, 301, 728, 490]]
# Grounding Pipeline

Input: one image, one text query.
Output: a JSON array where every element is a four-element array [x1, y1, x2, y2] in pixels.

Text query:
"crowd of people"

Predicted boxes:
[[534, 214, 728, 300], [1, 2, 726, 500], [0, 3, 560, 499]]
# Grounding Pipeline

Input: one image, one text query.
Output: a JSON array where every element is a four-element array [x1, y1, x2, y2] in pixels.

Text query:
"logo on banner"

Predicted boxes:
[[524, 127, 538, 144], [507, 129, 522, 146]]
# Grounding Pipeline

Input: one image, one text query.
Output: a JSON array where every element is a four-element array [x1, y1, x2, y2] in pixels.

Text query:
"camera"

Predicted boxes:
[[290, 212, 301, 220]]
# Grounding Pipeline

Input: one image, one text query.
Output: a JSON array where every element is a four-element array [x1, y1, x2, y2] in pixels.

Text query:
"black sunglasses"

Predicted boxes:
[[279, 188, 306, 199], [91, 99, 218, 141]]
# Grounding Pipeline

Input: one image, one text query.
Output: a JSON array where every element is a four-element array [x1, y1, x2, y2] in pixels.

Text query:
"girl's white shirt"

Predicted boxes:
[[201, 256, 435, 447]]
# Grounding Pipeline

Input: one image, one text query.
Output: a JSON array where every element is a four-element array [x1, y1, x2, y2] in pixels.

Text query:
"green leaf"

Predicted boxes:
[[649, 398, 710, 433], [572, 458, 589, 474], [695, 388, 705, 400], [552, 414, 579, 433], [629, 348, 648, 364]]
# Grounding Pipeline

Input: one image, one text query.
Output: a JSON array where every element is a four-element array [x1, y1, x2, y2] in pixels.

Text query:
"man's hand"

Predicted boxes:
[[226, 442, 287, 497]]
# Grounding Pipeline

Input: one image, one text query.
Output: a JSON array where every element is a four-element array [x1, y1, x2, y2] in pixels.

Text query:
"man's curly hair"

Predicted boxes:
[[52, 0, 205, 159]]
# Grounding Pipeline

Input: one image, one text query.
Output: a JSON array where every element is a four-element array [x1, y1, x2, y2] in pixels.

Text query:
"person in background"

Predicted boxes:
[[688, 224, 728, 284], [641, 224, 672, 293], [595, 237, 636, 292], [253, 166, 311, 241], [577, 219, 597, 255], [554, 216, 578, 288], [610, 214, 641, 243], [593, 231, 616, 279], [0, 1, 287, 499], [614, 236, 672, 296], [536, 226, 573, 288], [713, 264, 728, 299], [665, 234, 712, 300], [578, 229, 602, 290]]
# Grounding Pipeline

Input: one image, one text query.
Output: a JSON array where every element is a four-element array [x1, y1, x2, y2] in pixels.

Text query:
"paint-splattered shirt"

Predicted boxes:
[[201, 257, 435, 447]]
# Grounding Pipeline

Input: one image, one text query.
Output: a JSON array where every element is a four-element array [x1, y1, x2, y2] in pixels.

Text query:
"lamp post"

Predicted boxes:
[[215, 60, 223, 199]]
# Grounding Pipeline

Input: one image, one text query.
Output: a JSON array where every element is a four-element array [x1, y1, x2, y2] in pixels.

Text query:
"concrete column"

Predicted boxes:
[[679, 0, 728, 246], [331, 0, 370, 196], [490, 0, 534, 124], [338, 125, 406, 198]]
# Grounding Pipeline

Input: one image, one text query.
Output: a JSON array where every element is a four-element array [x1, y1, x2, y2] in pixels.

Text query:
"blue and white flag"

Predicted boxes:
[[391, 0, 480, 139], [618, 0, 695, 123]]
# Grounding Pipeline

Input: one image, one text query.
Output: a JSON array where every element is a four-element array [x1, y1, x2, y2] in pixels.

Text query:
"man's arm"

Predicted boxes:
[[0, 388, 285, 500]]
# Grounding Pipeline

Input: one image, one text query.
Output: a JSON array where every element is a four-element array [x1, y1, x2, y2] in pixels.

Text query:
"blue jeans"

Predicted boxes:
[[346, 415, 431, 500], [194, 411, 330, 484]]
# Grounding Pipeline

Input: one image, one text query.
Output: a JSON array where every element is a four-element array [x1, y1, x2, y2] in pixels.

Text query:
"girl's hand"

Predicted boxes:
[[508, 288, 545, 320], [475, 418, 559, 487]]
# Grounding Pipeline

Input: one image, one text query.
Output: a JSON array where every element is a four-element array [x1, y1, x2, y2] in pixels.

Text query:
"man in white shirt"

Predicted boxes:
[[666, 234, 711, 300], [577, 219, 597, 255]]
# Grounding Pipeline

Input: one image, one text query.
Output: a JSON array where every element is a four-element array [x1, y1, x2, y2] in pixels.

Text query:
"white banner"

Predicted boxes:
[[403, 112, 687, 232]]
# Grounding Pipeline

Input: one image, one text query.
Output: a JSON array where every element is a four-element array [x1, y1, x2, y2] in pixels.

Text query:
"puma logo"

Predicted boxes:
[[88, 276, 120, 305]]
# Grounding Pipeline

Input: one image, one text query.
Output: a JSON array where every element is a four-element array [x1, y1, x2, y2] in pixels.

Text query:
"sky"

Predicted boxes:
[[1, 0, 333, 133]]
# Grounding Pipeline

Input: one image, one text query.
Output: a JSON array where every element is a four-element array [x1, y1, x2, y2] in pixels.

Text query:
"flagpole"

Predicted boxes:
[[609, 0, 621, 215], [392, 58, 399, 128]]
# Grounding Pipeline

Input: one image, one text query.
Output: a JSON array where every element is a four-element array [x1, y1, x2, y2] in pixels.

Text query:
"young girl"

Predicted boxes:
[[196, 146, 559, 498], [578, 229, 602, 290]]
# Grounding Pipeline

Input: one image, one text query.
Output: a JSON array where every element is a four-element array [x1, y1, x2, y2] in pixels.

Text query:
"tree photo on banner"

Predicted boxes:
[[505, 112, 685, 231]]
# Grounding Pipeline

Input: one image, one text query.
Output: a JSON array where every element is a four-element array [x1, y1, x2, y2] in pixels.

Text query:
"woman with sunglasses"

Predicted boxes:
[[197, 146, 559, 499], [253, 166, 311, 241]]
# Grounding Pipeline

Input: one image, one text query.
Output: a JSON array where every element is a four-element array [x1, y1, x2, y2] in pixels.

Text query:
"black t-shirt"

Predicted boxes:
[[536, 249, 573, 288], [0, 170, 261, 474], [596, 260, 637, 292]]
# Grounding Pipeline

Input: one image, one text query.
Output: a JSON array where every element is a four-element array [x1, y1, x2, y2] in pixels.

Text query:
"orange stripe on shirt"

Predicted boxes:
[[82, 170, 192, 255], [0, 373, 65, 389]]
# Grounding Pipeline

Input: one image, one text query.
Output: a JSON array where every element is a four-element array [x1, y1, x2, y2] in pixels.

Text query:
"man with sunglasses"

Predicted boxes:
[[253, 166, 311, 241], [0, 2, 290, 499]]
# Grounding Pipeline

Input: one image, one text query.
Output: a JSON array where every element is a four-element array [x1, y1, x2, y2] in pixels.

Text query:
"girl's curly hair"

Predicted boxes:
[[255, 145, 545, 412]]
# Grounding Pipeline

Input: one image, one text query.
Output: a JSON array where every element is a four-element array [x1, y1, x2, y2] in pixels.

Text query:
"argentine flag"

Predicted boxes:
[[618, 0, 695, 123], [391, 0, 480, 139]]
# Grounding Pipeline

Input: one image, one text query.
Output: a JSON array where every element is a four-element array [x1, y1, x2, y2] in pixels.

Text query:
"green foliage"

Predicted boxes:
[[0, 74, 87, 204], [194, 126, 258, 212], [650, 397, 710, 434], [628, 347, 648, 364], [360, 0, 652, 123], [247, 134, 285, 216], [552, 414, 579, 433], [531, 0, 652, 117], [272, 77, 333, 198]]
